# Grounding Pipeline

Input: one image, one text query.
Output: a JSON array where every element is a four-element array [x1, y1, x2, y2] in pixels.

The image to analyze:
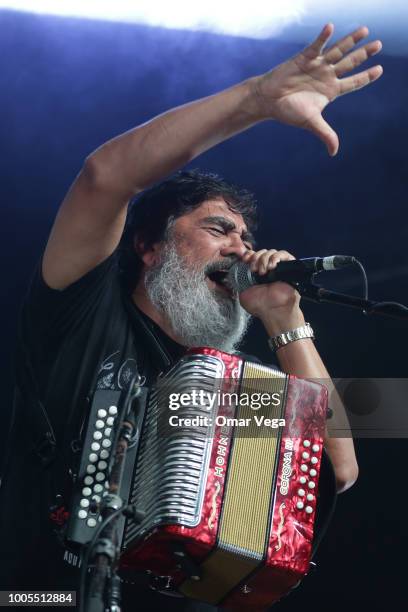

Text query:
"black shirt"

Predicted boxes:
[[0, 252, 216, 611]]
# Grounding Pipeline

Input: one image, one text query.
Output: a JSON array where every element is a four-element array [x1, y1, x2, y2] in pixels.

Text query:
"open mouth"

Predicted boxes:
[[206, 270, 233, 295]]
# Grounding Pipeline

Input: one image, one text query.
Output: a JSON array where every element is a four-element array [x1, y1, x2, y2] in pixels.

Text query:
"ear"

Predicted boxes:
[[133, 237, 163, 269]]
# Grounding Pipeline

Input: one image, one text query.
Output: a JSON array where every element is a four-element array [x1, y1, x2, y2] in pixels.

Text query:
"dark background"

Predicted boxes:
[[1, 8, 407, 611]]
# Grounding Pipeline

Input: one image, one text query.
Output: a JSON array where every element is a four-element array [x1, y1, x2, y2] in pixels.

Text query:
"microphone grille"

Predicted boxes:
[[226, 262, 253, 293]]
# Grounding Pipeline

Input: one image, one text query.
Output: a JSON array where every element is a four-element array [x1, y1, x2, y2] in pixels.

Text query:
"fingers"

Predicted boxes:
[[334, 40, 382, 77], [324, 26, 369, 64], [338, 65, 383, 96], [305, 114, 339, 157], [242, 249, 295, 275], [304, 23, 334, 58]]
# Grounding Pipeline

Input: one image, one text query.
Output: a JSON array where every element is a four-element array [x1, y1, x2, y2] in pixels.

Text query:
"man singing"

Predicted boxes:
[[1, 23, 382, 610]]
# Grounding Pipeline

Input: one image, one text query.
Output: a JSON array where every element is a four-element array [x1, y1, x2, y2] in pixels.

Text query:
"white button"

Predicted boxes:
[[312, 444, 320, 452], [298, 488, 305, 497], [95, 420, 104, 429], [93, 431, 103, 440], [303, 440, 311, 447], [94, 484, 103, 493], [106, 417, 115, 426], [84, 476, 94, 486], [78, 510, 87, 519], [86, 465, 96, 474], [307, 493, 314, 501], [308, 481, 316, 489], [87, 518, 97, 527], [80, 498, 90, 508], [96, 472, 105, 482], [102, 439, 112, 449], [91, 442, 100, 452], [105, 482, 109, 488], [92, 495, 101, 503], [100, 450, 109, 459], [300, 464, 308, 473], [296, 501, 304, 509], [82, 487, 92, 497], [89, 453, 98, 463], [310, 469, 317, 477], [302, 452, 310, 460], [109, 406, 118, 416], [311, 457, 318, 465], [97, 409, 107, 418], [98, 461, 108, 470], [104, 428, 112, 437], [305, 506, 313, 514], [299, 476, 307, 484]]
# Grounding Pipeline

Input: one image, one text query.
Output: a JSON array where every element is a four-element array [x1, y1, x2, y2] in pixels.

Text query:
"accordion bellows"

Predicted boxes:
[[120, 348, 328, 610]]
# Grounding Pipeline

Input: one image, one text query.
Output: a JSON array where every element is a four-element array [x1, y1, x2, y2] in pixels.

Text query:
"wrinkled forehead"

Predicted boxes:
[[175, 198, 254, 244]]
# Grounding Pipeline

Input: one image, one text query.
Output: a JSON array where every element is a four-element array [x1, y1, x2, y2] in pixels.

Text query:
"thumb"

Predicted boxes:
[[306, 114, 339, 156]]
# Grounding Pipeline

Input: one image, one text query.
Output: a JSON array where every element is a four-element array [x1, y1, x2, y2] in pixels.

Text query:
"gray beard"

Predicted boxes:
[[144, 241, 251, 352]]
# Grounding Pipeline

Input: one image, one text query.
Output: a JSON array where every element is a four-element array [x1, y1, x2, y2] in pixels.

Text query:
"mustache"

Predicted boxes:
[[204, 256, 239, 277]]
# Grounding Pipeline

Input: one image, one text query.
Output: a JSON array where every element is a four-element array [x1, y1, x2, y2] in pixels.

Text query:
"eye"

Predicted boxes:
[[208, 227, 225, 235]]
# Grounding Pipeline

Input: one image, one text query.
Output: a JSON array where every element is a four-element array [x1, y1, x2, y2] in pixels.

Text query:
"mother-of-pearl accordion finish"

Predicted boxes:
[[119, 347, 328, 610]]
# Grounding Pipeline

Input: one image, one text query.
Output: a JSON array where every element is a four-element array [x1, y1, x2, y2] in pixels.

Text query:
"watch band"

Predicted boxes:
[[268, 322, 314, 352]]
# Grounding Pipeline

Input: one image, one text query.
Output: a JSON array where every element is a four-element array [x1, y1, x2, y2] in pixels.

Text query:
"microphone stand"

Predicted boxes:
[[298, 283, 408, 321], [84, 374, 146, 612]]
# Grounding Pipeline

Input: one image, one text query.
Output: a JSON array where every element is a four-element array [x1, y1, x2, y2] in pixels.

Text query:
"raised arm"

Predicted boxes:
[[42, 24, 382, 290]]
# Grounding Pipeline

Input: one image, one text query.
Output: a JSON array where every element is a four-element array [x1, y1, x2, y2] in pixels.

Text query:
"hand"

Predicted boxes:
[[238, 249, 305, 334], [251, 24, 383, 156]]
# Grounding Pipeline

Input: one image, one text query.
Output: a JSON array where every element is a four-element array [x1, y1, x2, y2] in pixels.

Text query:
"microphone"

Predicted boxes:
[[226, 255, 356, 293]]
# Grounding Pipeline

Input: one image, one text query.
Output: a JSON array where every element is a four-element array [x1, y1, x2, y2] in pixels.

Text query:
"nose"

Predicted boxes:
[[220, 233, 248, 259]]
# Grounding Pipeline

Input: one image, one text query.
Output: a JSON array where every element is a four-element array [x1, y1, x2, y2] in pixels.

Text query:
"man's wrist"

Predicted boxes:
[[260, 307, 306, 338]]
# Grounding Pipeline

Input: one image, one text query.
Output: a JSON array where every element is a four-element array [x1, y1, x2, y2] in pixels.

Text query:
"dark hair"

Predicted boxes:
[[118, 169, 258, 290]]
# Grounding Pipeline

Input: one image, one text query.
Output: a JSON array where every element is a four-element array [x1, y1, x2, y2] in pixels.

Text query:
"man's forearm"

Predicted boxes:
[[86, 78, 262, 199], [262, 309, 359, 493]]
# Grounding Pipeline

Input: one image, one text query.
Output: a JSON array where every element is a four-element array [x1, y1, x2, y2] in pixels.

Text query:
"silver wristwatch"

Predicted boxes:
[[268, 322, 314, 352]]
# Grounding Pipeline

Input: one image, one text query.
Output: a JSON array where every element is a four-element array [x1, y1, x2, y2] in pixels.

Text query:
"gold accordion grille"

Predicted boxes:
[[181, 363, 287, 604]]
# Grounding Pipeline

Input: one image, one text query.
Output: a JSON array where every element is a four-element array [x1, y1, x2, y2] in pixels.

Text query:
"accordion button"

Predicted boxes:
[[296, 501, 304, 509], [95, 420, 104, 429], [89, 453, 98, 463], [312, 444, 320, 452], [93, 432, 102, 440], [78, 510, 87, 519], [104, 428, 112, 437], [87, 518, 97, 528], [98, 461, 108, 470], [307, 493, 314, 501], [97, 409, 107, 418], [303, 440, 311, 447], [102, 439, 112, 449], [80, 499, 90, 508], [305, 506, 313, 514], [109, 406, 118, 416], [86, 465, 96, 474], [310, 469, 317, 477], [84, 476, 94, 486], [92, 495, 101, 503], [300, 465, 308, 473], [311, 457, 318, 465], [299, 476, 307, 484], [302, 452, 310, 460], [106, 417, 115, 426], [95, 472, 105, 482], [298, 489, 305, 497], [94, 484, 103, 493], [82, 487, 92, 497], [91, 442, 100, 452], [100, 450, 109, 459], [308, 481, 316, 489]]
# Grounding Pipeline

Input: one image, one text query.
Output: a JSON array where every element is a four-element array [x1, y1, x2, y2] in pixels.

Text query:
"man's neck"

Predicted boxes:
[[132, 281, 183, 345]]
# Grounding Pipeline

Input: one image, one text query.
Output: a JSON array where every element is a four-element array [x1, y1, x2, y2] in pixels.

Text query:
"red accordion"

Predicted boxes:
[[117, 347, 328, 610]]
